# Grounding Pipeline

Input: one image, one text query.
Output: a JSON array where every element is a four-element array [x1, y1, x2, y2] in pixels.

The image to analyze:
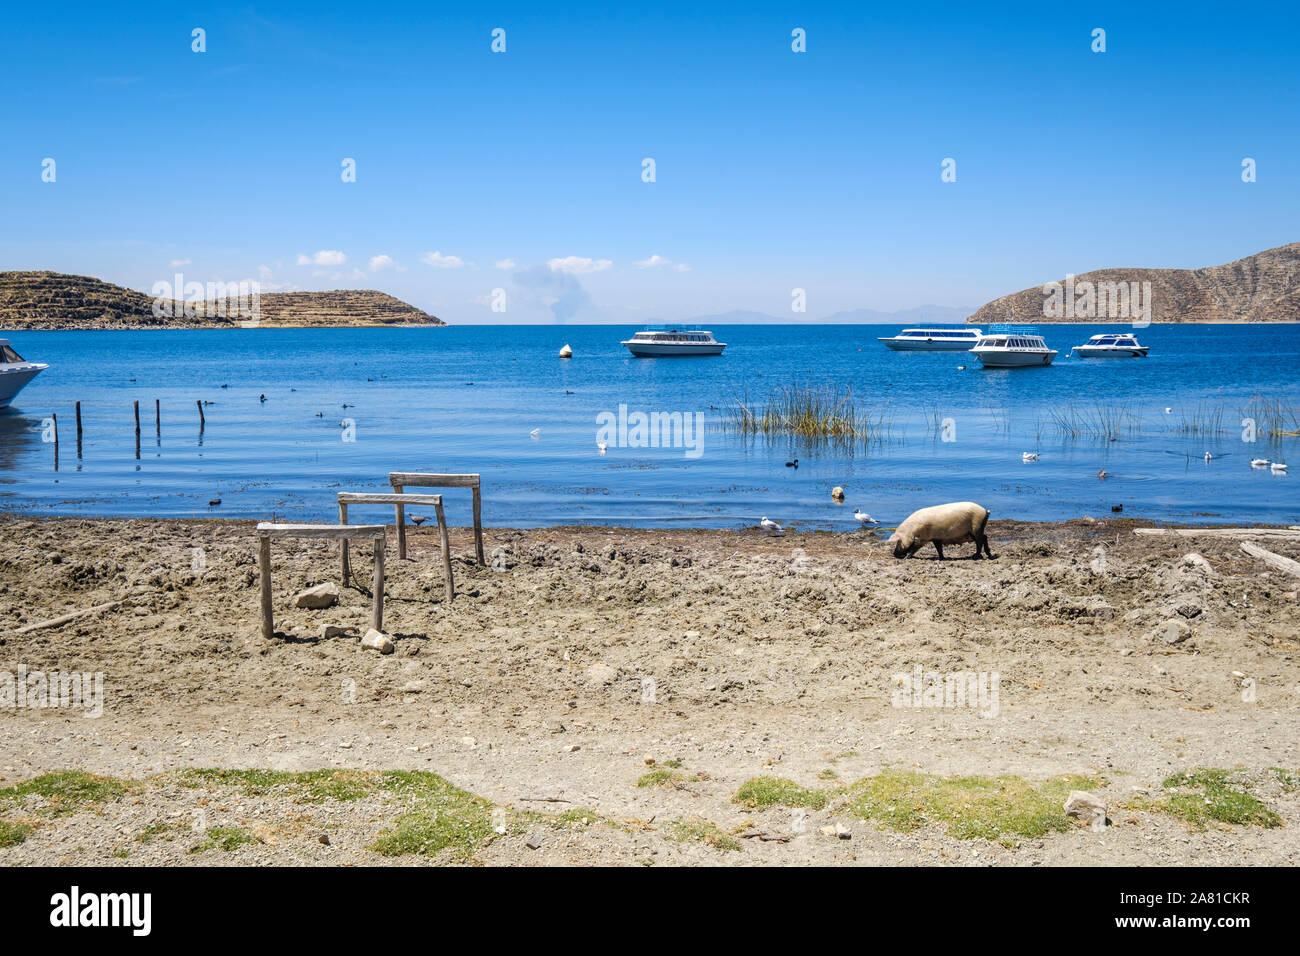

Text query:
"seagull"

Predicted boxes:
[[760, 517, 783, 533], [1097, 469, 1108, 480], [853, 509, 878, 524], [208, 497, 221, 506], [597, 442, 607, 454], [1022, 452, 1039, 462], [957, 365, 966, 370], [1250, 458, 1270, 468], [1204, 452, 1213, 462], [411, 515, 428, 526], [529, 428, 541, 439], [785, 458, 798, 468], [1272, 462, 1288, 472], [1165, 407, 1172, 414], [259, 394, 266, 403]]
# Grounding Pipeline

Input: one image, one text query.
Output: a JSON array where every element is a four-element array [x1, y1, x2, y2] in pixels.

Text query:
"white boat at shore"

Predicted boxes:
[[972, 331, 1057, 368], [1070, 333, 1149, 358], [621, 329, 726, 357], [877, 327, 983, 351], [0, 340, 47, 407]]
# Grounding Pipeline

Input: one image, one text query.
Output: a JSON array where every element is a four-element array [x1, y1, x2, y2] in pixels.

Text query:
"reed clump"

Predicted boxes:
[[727, 383, 890, 443]]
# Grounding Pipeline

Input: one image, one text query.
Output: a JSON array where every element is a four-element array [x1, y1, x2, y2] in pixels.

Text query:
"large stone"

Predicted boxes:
[[319, 623, 356, 639], [360, 628, 394, 654], [1152, 618, 1192, 644], [294, 582, 339, 609], [1064, 790, 1107, 822]]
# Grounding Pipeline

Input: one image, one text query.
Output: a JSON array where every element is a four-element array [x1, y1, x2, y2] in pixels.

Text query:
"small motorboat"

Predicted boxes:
[[1071, 333, 1149, 358], [621, 329, 726, 357], [971, 330, 1057, 368], [877, 327, 983, 351], [0, 339, 48, 407]]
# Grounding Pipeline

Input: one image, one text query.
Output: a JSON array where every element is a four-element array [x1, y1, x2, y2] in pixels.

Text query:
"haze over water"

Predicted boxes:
[[2, 324, 1298, 529]]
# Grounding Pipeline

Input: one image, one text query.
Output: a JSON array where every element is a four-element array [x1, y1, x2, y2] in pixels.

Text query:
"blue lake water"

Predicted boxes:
[[1, 324, 1298, 529]]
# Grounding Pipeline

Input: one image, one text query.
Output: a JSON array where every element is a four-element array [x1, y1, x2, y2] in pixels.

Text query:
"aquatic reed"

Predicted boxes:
[[726, 383, 891, 443]]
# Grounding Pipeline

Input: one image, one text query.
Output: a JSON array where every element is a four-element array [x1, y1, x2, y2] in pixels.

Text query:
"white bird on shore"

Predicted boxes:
[[1022, 452, 1039, 462], [1272, 462, 1288, 472], [760, 517, 783, 533], [1251, 458, 1270, 468], [853, 509, 878, 525]]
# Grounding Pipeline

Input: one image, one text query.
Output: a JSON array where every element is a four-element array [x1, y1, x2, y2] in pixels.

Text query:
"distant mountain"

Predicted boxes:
[[969, 243, 1300, 325], [642, 305, 976, 326], [0, 271, 443, 329]]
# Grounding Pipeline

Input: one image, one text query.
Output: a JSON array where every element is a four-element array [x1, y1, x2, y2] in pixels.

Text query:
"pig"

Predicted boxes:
[[888, 501, 994, 560]]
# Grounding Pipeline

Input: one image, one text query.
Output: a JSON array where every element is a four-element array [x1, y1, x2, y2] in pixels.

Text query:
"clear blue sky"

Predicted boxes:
[[2, 1, 1297, 323]]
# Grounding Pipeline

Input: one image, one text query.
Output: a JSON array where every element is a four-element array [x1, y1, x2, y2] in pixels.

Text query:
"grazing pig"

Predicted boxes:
[[888, 501, 994, 560]]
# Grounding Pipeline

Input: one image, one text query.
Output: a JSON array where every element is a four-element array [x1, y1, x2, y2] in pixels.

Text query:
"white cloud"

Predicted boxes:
[[169, 258, 191, 268], [296, 250, 347, 267], [634, 254, 690, 271], [548, 256, 613, 274], [369, 254, 396, 271], [494, 258, 516, 270], [421, 251, 465, 269]]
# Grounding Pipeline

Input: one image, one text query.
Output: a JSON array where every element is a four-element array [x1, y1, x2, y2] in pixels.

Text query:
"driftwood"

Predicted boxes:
[[11, 600, 123, 635], [1134, 527, 1300, 539], [1240, 541, 1300, 579], [389, 472, 485, 565]]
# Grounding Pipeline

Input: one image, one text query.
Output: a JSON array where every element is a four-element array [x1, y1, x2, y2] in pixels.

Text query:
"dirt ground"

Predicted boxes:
[[1, 515, 1299, 865]]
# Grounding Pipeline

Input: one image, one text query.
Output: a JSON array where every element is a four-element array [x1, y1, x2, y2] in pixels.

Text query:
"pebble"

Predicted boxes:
[[360, 629, 394, 654]]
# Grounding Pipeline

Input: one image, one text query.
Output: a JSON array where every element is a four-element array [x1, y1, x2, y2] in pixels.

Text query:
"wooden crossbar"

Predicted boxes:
[[256, 523, 385, 641], [337, 492, 454, 601], [387, 472, 485, 565]]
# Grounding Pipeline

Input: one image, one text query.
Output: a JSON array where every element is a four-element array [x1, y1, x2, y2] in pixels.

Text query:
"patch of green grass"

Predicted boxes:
[[667, 818, 741, 852], [190, 826, 259, 853], [661, 759, 683, 769], [733, 776, 828, 810], [637, 768, 705, 789], [0, 771, 131, 817], [819, 768, 839, 780], [1155, 769, 1281, 829], [177, 768, 378, 803], [0, 819, 33, 848], [1273, 768, 1300, 792], [135, 821, 181, 844], [368, 774, 498, 858], [846, 770, 1103, 846]]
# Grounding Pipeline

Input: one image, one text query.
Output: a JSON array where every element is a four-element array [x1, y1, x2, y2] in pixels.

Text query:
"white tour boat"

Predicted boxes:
[[621, 329, 726, 357], [877, 327, 983, 351], [971, 330, 1058, 368], [0, 340, 47, 407], [1070, 332, 1149, 358]]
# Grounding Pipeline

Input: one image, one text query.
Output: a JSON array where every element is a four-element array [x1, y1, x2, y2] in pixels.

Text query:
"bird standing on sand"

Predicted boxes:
[[760, 517, 783, 533], [411, 515, 428, 526], [853, 509, 877, 525]]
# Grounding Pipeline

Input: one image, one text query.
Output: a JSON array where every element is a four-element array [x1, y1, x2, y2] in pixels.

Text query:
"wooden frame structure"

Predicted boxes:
[[338, 491, 455, 601], [388, 472, 485, 565], [256, 522, 386, 641]]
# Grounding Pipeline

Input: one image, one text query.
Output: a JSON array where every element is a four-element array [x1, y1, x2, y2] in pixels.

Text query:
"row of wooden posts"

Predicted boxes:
[[256, 473, 485, 642], [48, 399, 206, 466]]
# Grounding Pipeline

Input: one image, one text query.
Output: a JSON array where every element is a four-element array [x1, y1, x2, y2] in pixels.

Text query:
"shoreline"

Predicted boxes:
[[5, 320, 1300, 332], [2, 514, 1298, 865]]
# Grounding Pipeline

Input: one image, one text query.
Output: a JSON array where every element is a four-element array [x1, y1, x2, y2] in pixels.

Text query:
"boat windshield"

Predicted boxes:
[[0, 344, 23, 363]]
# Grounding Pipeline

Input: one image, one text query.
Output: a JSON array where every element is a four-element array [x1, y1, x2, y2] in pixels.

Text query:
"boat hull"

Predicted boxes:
[[973, 350, 1057, 368], [878, 337, 978, 352], [1073, 346, 1148, 358], [0, 365, 47, 407], [622, 343, 725, 357]]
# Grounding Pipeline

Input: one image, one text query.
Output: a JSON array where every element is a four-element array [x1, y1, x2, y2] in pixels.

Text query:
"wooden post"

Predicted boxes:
[[197, 400, 205, 429], [392, 483, 407, 559], [134, 400, 141, 434], [74, 401, 83, 457], [435, 500, 454, 602], [52, 413, 59, 470], [371, 537, 385, 632], [339, 501, 350, 583], [472, 481, 485, 564], [155, 398, 160, 436], [258, 535, 273, 640]]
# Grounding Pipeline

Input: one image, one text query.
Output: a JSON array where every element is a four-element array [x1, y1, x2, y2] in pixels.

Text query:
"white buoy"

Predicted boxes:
[[559, 344, 573, 358]]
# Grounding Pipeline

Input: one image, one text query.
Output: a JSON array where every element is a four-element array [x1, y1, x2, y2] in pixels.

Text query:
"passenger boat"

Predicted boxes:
[[0, 340, 48, 407], [971, 330, 1058, 368], [1070, 332, 1149, 358], [621, 329, 726, 357], [877, 327, 983, 351]]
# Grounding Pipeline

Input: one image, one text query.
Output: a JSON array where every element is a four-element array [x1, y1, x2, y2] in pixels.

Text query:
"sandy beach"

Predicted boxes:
[[1, 514, 1298, 866]]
